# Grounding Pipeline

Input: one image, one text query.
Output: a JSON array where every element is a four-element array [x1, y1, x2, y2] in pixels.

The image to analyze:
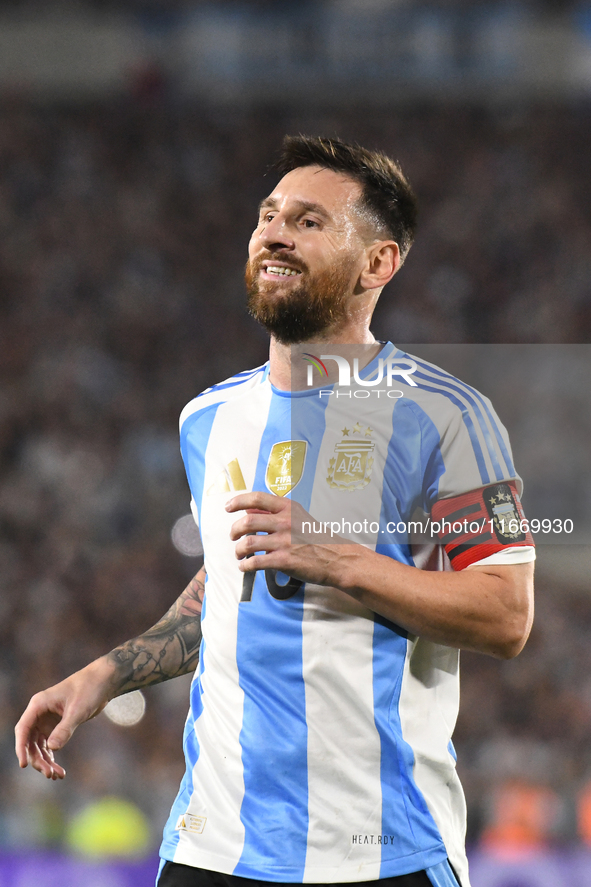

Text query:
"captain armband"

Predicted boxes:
[[430, 481, 535, 571]]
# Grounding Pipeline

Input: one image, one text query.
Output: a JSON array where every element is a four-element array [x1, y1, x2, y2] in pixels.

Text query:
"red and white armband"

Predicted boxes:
[[430, 481, 535, 571]]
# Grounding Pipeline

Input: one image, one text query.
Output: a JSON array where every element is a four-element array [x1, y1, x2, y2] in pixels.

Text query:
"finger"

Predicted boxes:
[[15, 728, 29, 769], [28, 733, 67, 779], [238, 552, 273, 573], [235, 533, 284, 560], [28, 737, 55, 778], [230, 514, 277, 541], [226, 492, 283, 514], [15, 705, 47, 767], [47, 714, 78, 752], [39, 741, 66, 779], [238, 545, 295, 571], [41, 751, 66, 779], [37, 741, 57, 780]]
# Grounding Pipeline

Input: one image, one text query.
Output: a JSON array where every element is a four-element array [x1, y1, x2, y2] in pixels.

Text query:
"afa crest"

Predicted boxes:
[[327, 422, 375, 492], [483, 483, 526, 543], [266, 441, 307, 497]]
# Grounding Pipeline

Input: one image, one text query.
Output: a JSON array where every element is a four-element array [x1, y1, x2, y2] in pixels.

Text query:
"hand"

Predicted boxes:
[[226, 491, 354, 587], [15, 658, 116, 780]]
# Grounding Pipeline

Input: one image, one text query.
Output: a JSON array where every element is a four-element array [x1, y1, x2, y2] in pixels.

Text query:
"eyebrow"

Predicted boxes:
[[258, 197, 332, 221]]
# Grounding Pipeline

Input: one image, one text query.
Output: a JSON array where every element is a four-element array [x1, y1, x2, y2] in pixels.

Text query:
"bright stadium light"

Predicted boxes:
[[103, 690, 146, 727], [171, 514, 203, 557]]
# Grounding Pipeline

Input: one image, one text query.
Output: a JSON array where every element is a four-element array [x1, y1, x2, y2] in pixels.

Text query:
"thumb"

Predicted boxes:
[[47, 713, 78, 751]]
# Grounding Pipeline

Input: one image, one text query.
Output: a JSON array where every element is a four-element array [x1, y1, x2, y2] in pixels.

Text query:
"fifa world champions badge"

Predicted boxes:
[[326, 422, 375, 492], [265, 441, 307, 497]]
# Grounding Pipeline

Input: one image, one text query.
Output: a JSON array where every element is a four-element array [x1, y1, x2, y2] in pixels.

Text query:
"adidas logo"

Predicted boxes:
[[207, 459, 247, 496]]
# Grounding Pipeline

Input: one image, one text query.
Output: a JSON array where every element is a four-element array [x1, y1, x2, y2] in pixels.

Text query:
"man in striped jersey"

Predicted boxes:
[[16, 136, 535, 887]]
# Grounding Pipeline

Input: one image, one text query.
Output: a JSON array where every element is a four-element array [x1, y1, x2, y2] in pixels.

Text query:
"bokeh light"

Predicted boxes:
[[103, 691, 146, 727], [171, 515, 203, 557]]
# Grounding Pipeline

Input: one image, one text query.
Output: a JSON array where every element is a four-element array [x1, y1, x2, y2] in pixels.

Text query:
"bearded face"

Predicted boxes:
[[245, 252, 357, 345]]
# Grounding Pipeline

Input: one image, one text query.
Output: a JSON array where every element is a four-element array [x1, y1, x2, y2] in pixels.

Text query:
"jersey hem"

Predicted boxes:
[[162, 843, 448, 883]]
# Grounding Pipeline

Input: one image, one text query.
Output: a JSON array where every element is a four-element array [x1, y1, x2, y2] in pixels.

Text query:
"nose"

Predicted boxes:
[[259, 213, 295, 252]]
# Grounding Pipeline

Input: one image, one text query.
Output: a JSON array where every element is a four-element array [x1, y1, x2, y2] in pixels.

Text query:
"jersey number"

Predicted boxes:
[[241, 562, 303, 602]]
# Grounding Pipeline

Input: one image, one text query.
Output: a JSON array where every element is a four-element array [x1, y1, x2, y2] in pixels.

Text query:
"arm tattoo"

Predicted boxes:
[[107, 567, 205, 696]]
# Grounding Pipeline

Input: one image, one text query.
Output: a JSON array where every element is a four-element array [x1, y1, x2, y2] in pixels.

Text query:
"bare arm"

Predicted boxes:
[[107, 566, 205, 692], [15, 566, 205, 779], [226, 493, 534, 660], [323, 550, 534, 659]]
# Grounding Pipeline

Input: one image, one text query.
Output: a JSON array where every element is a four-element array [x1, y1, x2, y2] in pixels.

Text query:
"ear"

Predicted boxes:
[[358, 241, 401, 291]]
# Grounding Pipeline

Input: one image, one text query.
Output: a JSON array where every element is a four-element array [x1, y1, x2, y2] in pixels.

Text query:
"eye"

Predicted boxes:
[[302, 218, 319, 229]]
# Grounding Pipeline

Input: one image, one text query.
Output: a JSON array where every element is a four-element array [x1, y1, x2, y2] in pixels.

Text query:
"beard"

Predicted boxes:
[[245, 253, 354, 344]]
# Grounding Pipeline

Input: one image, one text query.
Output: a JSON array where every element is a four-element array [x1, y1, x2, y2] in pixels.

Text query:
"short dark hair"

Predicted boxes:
[[275, 134, 417, 261]]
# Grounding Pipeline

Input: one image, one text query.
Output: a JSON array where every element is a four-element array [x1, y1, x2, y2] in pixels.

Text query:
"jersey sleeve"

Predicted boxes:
[[421, 388, 535, 571]]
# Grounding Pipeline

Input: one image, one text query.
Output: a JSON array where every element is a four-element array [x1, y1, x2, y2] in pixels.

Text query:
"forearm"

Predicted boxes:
[[328, 546, 534, 659], [104, 567, 205, 697], [15, 567, 206, 777], [226, 492, 533, 660]]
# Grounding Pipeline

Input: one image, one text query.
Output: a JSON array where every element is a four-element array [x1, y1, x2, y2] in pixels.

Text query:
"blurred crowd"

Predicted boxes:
[[1, 96, 591, 855], [0, 1, 583, 13]]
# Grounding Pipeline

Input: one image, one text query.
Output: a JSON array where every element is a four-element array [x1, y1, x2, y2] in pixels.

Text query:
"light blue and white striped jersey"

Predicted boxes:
[[160, 343, 528, 886]]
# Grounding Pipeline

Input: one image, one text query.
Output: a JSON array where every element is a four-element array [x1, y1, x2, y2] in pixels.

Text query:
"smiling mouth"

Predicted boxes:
[[264, 265, 302, 277]]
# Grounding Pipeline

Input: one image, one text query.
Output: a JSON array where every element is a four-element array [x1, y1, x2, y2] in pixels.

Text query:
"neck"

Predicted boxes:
[[269, 323, 379, 392]]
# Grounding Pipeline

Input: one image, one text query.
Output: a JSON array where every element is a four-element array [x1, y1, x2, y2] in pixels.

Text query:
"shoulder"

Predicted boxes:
[[396, 350, 518, 492], [399, 349, 495, 419], [396, 348, 509, 452], [179, 363, 269, 433]]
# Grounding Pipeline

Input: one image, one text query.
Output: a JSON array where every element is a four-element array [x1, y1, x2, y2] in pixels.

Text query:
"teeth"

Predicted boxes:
[[266, 266, 300, 276]]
